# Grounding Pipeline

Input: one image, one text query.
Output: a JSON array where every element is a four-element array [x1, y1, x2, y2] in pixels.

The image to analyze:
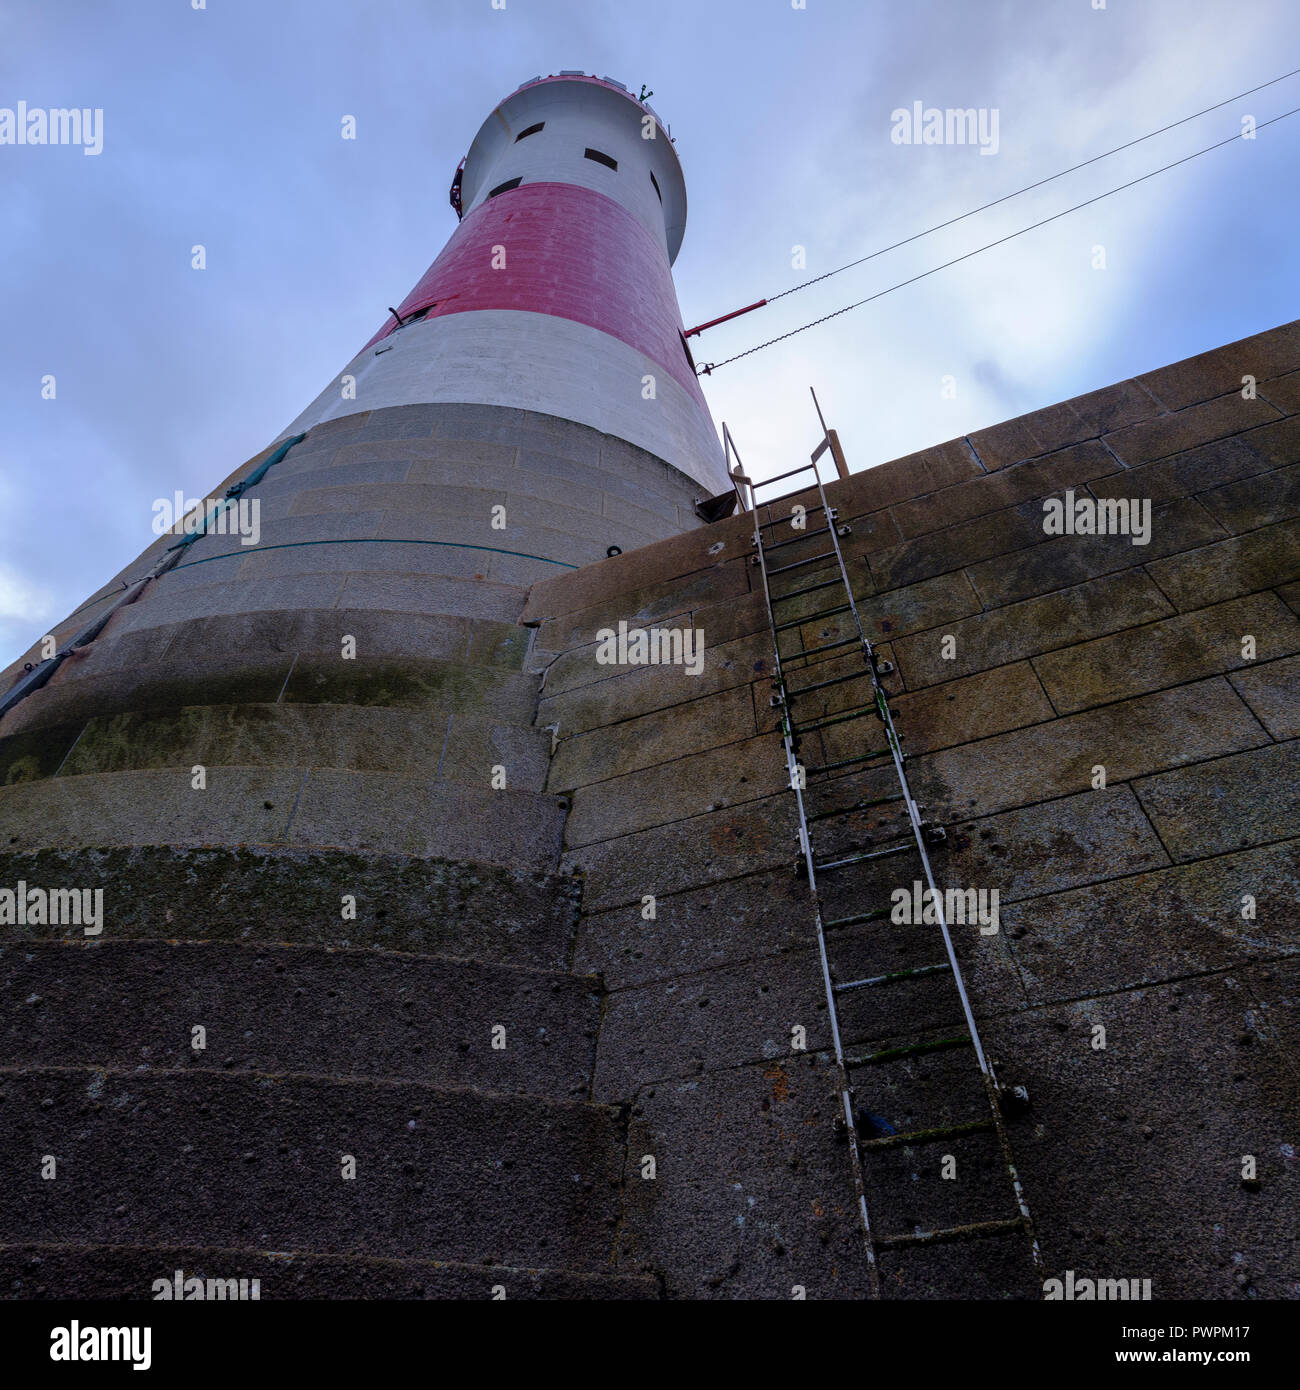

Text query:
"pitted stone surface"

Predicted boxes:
[[0, 941, 600, 1100]]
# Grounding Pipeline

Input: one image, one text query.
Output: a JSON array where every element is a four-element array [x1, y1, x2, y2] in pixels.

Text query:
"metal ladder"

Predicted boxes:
[[726, 421, 1043, 1297]]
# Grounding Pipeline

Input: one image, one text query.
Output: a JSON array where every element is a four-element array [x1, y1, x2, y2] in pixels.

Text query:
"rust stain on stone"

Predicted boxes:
[[762, 1064, 790, 1106]]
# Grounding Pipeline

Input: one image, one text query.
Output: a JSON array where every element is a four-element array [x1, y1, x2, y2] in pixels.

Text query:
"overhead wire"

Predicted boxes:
[[761, 65, 1300, 308], [699, 103, 1300, 373]]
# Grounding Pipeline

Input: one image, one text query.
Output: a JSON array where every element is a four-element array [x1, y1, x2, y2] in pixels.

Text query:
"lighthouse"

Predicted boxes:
[[284, 72, 728, 520]]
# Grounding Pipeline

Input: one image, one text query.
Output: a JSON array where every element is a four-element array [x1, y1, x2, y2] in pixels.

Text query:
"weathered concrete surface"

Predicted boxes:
[[573, 867, 815, 990], [0, 1245, 660, 1300], [981, 977, 1300, 1299], [0, 768, 567, 872], [1032, 593, 1300, 713], [54, 704, 552, 793], [1132, 740, 1300, 861], [616, 1055, 875, 1299], [1229, 653, 1300, 738], [1002, 841, 1300, 1005], [908, 678, 1268, 822], [0, 846, 582, 971], [0, 1069, 627, 1273], [0, 941, 601, 1100]]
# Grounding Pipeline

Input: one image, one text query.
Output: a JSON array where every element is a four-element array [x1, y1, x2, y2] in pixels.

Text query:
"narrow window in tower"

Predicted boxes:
[[488, 177, 523, 198], [649, 170, 662, 202], [584, 148, 618, 171], [515, 122, 545, 141]]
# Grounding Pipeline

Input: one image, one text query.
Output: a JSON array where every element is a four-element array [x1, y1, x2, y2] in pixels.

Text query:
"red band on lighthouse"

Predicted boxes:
[[365, 183, 706, 404]]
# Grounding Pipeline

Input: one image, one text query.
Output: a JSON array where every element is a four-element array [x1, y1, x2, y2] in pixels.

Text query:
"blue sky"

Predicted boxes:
[[2, 0, 1297, 661]]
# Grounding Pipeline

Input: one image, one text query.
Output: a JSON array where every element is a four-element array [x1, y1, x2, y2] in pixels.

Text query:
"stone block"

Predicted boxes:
[[940, 785, 1169, 902], [1259, 368, 1300, 414], [824, 663, 1054, 764], [845, 571, 984, 643], [565, 732, 787, 848], [255, 458, 412, 500], [573, 867, 815, 990], [0, 723, 84, 785], [1, 653, 297, 739], [534, 560, 750, 652], [1091, 417, 1300, 503], [1197, 460, 1300, 533], [284, 656, 538, 723], [353, 403, 446, 441], [616, 1055, 875, 1298], [891, 440, 1120, 539], [286, 771, 566, 871], [1033, 593, 1300, 713], [0, 1069, 626, 1272], [59, 704, 447, 780], [831, 437, 985, 515], [868, 496, 1056, 591], [0, 845, 582, 970], [967, 378, 1162, 471], [908, 677, 1266, 821], [539, 630, 771, 733], [521, 515, 753, 625], [563, 794, 799, 914], [964, 497, 1226, 608], [1001, 841, 1300, 1004], [1103, 392, 1281, 466], [1228, 653, 1300, 739], [0, 766, 304, 851], [593, 949, 828, 1098], [1137, 321, 1300, 410], [892, 570, 1173, 689], [1133, 740, 1300, 861], [979, 976, 1300, 1298], [0, 1246, 659, 1300], [335, 572, 526, 623], [439, 715, 552, 792], [1142, 520, 1300, 610], [549, 684, 757, 791]]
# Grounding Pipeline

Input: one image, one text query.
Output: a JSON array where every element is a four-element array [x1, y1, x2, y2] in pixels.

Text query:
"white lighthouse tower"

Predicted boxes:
[[284, 73, 728, 507]]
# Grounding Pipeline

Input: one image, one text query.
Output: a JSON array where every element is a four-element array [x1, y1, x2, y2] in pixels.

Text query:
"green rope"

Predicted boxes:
[[172, 536, 579, 572]]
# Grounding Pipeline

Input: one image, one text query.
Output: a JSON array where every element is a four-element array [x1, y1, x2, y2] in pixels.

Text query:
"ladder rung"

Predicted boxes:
[[875, 1216, 1028, 1252], [785, 665, 875, 698], [815, 840, 915, 872], [859, 1118, 995, 1152], [755, 462, 817, 487], [758, 505, 827, 529], [833, 961, 951, 993], [806, 747, 894, 776], [806, 792, 905, 823], [824, 907, 891, 930], [796, 703, 873, 733], [846, 1034, 973, 1067], [775, 603, 851, 634], [767, 550, 836, 576], [759, 483, 828, 510], [787, 635, 861, 662], [770, 575, 844, 602], [763, 526, 831, 555]]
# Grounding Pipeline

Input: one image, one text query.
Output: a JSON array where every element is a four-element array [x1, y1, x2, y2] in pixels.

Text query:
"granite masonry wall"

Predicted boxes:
[[524, 317, 1300, 1299]]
